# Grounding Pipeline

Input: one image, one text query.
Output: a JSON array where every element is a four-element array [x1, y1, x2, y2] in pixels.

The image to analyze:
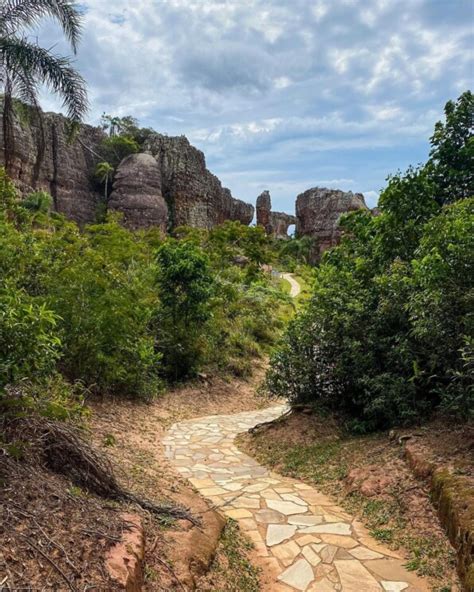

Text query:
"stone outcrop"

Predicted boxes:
[[108, 153, 168, 231], [296, 187, 368, 261], [105, 513, 144, 591], [0, 105, 254, 230], [144, 133, 254, 229], [256, 190, 272, 230], [0, 108, 105, 224], [256, 189, 296, 238]]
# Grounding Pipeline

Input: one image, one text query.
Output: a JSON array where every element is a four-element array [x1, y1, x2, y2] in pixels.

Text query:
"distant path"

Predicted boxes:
[[164, 407, 429, 591], [281, 273, 301, 298]]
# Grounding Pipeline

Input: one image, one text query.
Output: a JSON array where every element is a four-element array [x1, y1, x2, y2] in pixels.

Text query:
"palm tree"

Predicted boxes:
[[0, 0, 88, 172], [95, 161, 114, 200]]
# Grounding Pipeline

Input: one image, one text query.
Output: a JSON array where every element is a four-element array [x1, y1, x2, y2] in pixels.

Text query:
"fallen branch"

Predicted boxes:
[[19, 534, 78, 592], [3, 417, 198, 526]]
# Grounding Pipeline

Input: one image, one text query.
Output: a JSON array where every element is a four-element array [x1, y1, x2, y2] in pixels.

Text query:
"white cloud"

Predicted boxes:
[[32, 0, 472, 214]]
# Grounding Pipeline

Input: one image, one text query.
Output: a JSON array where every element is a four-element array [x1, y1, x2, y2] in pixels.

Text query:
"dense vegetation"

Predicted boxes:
[[0, 174, 291, 417], [267, 91, 473, 431]]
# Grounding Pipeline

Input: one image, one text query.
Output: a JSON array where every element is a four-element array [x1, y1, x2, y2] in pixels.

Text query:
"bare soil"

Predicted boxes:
[[89, 366, 270, 590], [0, 367, 270, 591], [0, 456, 124, 590]]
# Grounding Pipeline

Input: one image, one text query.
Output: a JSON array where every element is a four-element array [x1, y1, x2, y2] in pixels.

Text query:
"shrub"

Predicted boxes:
[[266, 93, 474, 430], [45, 218, 161, 397], [155, 239, 214, 380]]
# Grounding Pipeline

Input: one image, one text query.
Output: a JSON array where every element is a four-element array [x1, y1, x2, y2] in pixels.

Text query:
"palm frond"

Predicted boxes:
[[0, 0, 83, 53], [1, 37, 88, 121]]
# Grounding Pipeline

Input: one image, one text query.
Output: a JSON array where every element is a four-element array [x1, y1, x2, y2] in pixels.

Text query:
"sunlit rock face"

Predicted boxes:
[[296, 187, 368, 261], [256, 189, 296, 238], [108, 153, 168, 231]]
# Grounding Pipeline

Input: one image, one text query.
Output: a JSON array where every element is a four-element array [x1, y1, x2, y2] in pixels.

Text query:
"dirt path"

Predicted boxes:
[[281, 273, 301, 298], [164, 407, 430, 592]]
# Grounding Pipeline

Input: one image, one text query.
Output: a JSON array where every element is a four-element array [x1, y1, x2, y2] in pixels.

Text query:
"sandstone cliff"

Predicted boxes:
[[144, 134, 253, 229], [0, 109, 104, 224], [0, 106, 254, 230], [296, 187, 368, 261], [256, 189, 296, 238]]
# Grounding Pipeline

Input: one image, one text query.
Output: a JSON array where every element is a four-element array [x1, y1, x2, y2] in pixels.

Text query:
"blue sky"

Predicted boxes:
[[39, 0, 473, 212]]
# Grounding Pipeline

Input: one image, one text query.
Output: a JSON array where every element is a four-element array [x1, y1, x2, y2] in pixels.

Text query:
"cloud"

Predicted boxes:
[[33, 0, 471, 214]]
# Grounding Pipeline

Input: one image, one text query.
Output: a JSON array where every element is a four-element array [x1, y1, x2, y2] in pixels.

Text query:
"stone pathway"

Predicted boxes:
[[281, 272, 301, 298], [164, 406, 429, 592]]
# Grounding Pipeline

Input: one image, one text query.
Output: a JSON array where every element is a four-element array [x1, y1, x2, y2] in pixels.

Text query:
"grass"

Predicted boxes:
[[278, 277, 292, 295], [202, 519, 260, 592]]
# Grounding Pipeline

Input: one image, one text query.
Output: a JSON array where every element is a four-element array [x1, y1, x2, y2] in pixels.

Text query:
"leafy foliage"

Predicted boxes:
[[0, 0, 88, 173], [267, 93, 473, 430], [428, 90, 474, 204], [0, 172, 289, 411], [155, 239, 214, 380]]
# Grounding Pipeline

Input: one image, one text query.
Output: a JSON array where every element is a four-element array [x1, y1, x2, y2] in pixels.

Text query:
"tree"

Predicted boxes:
[[0, 0, 88, 171], [100, 135, 139, 169], [100, 112, 155, 146], [428, 90, 474, 205], [95, 161, 114, 200], [155, 240, 214, 380]]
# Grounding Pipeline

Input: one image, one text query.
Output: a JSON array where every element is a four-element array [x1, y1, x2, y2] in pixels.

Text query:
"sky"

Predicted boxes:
[[38, 0, 473, 212]]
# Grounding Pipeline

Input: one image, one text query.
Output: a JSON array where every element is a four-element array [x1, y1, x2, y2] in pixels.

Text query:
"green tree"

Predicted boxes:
[[0, 0, 88, 171], [266, 92, 474, 430], [100, 112, 155, 146], [155, 240, 214, 380], [409, 198, 474, 415], [428, 90, 474, 205], [95, 161, 114, 200], [100, 135, 139, 169]]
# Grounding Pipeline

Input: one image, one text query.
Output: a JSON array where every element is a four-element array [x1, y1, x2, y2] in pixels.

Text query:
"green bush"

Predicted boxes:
[[155, 239, 214, 380], [0, 168, 294, 405], [266, 92, 474, 430], [0, 284, 60, 390], [44, 218, 161, 397]]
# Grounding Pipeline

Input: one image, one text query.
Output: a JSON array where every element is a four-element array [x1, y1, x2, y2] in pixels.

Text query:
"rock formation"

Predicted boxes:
[[296, 187, 368, 261], [0, 105, 254, 230], [108, 153, 168, 231], [144, 133, 253, 229], [0, 108, 104, 224], [256, 190, 296, 238]]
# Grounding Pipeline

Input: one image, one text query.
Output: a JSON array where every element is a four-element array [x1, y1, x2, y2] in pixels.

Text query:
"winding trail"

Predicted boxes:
[[164, 407, 428, 592], [281, 272, 301, 298], [164, 275, 427, 591]]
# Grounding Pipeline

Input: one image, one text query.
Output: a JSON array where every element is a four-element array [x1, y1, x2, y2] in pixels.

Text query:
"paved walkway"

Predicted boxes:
[[164, 406, 428, 592], [281, 273, 301, 298]]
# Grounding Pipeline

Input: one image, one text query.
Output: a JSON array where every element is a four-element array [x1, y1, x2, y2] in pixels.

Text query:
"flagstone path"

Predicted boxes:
[[281, 272, 301, 298], [164, 406, 429, 592]]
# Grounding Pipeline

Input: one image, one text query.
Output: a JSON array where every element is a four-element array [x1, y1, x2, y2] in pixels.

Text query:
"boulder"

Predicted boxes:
[[295, 187, 368, 261], [108, 153, 168, 231]]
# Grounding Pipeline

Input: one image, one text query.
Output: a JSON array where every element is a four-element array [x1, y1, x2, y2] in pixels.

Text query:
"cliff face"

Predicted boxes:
[[144, 133, 254, 229], [256, 189, 296, 238], [296, 187, 368, 261], [0, 109, 104, 224], [0, 107, 253, 230]]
